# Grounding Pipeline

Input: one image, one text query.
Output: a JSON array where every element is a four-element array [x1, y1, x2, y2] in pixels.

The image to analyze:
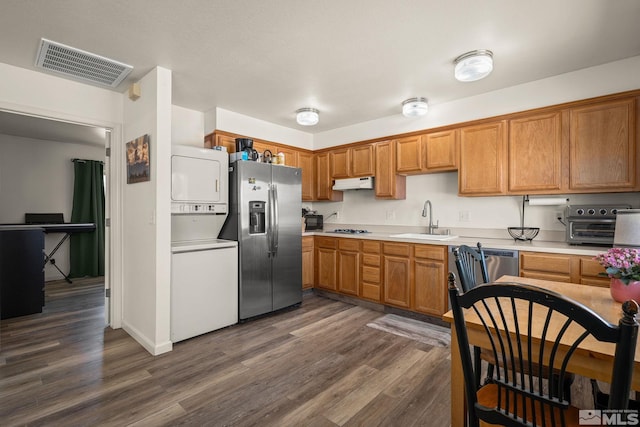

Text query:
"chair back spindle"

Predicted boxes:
[[448, 272, 639, 427]]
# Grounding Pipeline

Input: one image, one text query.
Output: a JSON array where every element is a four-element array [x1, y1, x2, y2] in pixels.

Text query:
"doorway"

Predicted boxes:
[[0, 109, 117, 326]]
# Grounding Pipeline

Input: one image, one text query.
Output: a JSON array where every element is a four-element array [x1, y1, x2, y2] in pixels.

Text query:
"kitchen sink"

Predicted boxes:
[[389, 233, 458, 241]]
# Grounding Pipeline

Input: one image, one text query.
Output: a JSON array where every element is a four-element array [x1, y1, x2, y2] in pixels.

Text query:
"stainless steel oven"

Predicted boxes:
[[566, 204, 631, 245]]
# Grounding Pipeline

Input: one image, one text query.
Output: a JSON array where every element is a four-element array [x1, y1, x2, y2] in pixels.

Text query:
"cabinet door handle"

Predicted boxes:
[[215, 179, 219, 192]]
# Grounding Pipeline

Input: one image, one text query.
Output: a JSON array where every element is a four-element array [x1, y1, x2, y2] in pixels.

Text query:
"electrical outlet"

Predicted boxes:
[[458, 211, 469, 222], [386, 210, 396, 220], [335, 211, 340, 220]]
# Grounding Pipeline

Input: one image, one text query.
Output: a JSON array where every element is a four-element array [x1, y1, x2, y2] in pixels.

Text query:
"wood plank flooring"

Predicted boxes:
[[0, 279, 451, 426]]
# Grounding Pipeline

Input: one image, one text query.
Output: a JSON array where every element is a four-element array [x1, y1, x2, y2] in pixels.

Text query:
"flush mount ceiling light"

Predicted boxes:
[[454, 49, 494, 82], [402, 97, 429, 118], [296, 108, 319, 126]]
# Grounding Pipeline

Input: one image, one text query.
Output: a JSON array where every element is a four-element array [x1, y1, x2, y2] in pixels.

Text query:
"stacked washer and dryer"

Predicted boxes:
[[170, 145, 238, 342]]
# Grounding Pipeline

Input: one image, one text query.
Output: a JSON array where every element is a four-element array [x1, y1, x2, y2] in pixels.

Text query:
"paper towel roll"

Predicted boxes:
[[527, 197, 568, 206]]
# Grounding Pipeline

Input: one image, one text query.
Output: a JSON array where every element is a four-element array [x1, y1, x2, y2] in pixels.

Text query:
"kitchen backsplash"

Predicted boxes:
[[308, 173, 638, 233]]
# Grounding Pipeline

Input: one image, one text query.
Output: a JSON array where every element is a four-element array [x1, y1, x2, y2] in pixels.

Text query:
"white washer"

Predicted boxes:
[[171, 238, 238, 342]]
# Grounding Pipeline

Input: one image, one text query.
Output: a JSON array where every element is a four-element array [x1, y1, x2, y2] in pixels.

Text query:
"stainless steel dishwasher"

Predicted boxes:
[[448, 245, 519, 283]]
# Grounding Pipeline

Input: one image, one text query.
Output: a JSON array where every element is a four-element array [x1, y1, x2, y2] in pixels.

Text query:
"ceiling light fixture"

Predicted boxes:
[[454, 49, 494, 82], [402, 97, 429, 118], [296, 108, 319, 126]]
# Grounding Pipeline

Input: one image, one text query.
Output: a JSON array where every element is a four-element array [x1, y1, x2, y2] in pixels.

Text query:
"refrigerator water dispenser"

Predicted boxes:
[[249, 201, 266, 234]]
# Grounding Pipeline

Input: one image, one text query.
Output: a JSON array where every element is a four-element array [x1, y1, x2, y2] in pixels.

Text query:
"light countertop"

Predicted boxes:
[[302, 228, 609, 256]]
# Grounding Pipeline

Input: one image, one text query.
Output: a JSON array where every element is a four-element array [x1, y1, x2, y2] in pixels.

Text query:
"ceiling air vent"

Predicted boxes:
[[35, 38, 133, 88]]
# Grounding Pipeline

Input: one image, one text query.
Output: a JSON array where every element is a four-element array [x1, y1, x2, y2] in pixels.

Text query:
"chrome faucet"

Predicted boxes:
[[421, 200, 439, 234]]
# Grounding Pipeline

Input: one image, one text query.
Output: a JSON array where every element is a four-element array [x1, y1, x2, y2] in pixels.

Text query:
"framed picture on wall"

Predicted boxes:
[[126, 134, 150, 184]]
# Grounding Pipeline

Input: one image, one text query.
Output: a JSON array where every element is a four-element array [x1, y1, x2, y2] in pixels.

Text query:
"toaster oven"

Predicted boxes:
[[566, 204, 631, 245]]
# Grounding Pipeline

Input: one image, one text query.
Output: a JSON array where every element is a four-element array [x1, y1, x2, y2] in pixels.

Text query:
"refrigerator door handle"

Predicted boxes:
[[273, 184, 279, 255], [267, 185, 274, 256]]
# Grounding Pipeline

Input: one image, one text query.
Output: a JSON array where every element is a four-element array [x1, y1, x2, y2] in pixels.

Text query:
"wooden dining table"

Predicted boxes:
[[442, 275, 640, 427]]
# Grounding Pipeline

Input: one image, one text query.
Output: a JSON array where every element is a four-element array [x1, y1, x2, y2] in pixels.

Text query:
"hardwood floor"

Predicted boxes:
[[0, 279, 451, 426]]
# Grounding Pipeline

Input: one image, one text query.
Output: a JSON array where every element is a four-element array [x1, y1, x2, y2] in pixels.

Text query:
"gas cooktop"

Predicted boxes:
[[329, 229, 371, 234]]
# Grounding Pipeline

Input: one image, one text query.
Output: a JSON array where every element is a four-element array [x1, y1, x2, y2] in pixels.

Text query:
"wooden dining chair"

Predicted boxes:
[[453, 243, 490, 292], [448, 272, 639, 427], [453, 244, 575, 402], [453, 243, 491, 386]]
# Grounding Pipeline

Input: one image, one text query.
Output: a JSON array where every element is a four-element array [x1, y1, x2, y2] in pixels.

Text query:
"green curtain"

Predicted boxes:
[[69, 160, 105, 277]]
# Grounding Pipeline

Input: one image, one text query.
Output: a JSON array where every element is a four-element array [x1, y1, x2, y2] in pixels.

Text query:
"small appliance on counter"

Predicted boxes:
[[566, 204, 631, 245], [304, 213, 323, 231], [613, 209, 640, 247], [230, 138, 259, 162]]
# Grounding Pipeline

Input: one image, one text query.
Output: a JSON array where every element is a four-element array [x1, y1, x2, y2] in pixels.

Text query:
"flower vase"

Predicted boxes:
[[610, 278, 640, 303]]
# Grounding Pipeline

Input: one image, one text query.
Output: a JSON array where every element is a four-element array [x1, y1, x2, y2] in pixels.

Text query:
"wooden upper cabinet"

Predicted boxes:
[[330, 144, 375, 178], [298, 151, 315, 201], [459, 120, 508, 196], [508, 112, 563, 193], [316, 152, 343, 202], [208, 133, 237, 153], [252, 140, 277, 157], [375, 140, 406, 199], [569, 98, 637, 191], [204, 133, 214, 149], [276, 146, 298, 168], [330, 148, 351, 179], [396, 132, 457, 174], [422, 130, 458, 172], [395, 135, 422, 174], [351, 144, 375, 177]]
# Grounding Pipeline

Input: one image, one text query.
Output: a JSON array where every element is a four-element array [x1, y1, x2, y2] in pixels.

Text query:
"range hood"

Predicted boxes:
[[332, 176, 374, 191]]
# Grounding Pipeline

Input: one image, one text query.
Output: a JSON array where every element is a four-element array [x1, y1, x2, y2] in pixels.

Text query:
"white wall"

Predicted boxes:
[[0, 62, 122, 125], [121, 67, 172, 356], [172, 105, 204, 146], [312, 56, 640, 236], [0, 134, 104, 280], [315, 173, 639, 238], [314, 55, 640, 149], [216, 107, 313, 150]]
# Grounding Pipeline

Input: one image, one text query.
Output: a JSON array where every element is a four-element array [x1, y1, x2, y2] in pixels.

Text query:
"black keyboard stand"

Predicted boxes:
[[43, 232, 74, 283]]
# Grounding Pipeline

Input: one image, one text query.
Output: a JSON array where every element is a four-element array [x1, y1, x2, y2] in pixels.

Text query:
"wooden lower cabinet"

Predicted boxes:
[[413, 245, 447, 316], [361, 240, 382, 302], [309, 236, 449, 317], [338, 239, 360, 296], [302, 236, 314, 290], [383, 243, 412, 308], [520, 252, 572, 282], [383, 256, 411, 308], [520, 251, 608, 286], [315, 237, 338, 291], [578, 256, 610, 288]]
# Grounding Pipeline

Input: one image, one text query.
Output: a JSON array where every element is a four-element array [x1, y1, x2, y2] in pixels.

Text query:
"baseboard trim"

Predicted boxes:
[[122, 320, 173, 356]]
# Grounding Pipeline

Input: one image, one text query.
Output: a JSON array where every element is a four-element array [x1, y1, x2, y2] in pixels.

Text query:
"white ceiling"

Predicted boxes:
[[0, 0, 639, 138]]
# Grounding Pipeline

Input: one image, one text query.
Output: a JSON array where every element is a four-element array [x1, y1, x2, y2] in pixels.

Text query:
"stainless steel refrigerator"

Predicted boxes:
[[220, 161, 302, 320]]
